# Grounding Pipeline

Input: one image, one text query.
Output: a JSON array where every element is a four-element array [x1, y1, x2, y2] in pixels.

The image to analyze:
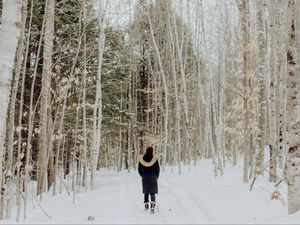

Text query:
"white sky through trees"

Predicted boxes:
[[94, 0, 239, 70]]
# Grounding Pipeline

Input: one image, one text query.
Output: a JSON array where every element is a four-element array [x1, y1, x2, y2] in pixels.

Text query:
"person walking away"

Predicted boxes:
[[138, 146, 160, 214]]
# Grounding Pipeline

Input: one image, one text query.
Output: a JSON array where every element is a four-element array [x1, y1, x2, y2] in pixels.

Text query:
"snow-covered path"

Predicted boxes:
[[2, 160, 300, 224]]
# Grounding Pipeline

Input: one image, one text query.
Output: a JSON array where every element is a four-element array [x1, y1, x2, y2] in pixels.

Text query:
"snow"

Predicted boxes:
[[1, 160, 300, 224]]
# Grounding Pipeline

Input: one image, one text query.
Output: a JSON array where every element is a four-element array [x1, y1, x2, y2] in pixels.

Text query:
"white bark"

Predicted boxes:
[[82, 0, 88, 190], [147, 8, 169, 170], [167, 14, 181, 174], [255, 0, 266, 177], [170, 11, 192, 166], [53, 97, 66, 196], [6, 0, 28, 175], [24, 6, 45, 219], [268, 0, 279, 181], [91, 0, 106, 190], [16, 0, 32, 220], [216, 50, 225, 175], [296, 0, 300, 119], [0, 0, 22, 219], [37, 0, 55, 195], [285, 0, 300, 215], [236, 0, 251, 183]]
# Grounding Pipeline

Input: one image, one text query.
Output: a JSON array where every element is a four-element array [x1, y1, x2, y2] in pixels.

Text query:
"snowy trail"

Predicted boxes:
[[1, 160, 300, 224], [159, 179, 212, 224]]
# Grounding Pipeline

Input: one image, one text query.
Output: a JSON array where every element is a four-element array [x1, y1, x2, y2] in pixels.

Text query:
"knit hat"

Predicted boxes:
[[146, 146, 153, 154]]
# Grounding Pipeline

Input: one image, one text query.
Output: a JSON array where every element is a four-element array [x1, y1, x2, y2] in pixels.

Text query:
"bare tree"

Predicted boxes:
[[37, 0, 55, 196], [91, 0, 107, 190], [147, 4, 169, 170], [0, 0, 22, 219], [236, 0, 251, 183], [284, 0, 300, 215], [255, 0, 266, 177]]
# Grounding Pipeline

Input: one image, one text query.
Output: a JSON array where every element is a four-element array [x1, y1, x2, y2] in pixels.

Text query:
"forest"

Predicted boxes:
[[0, 0, 299, 223]]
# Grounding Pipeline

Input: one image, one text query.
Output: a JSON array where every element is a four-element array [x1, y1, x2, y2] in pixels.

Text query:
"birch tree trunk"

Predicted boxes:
[[82, 0, 88, 190], [147, 9, 169, 170], [0, 0, 22, 219], [6, 0, 28, 175], [2, 0, 28, 221], [255, 0, 266, 177], [15, 0, 32, 220], [37, 0, 55, 196], [285, 0, 300, 215], [24, 8, 45, 219], [53, 97, 67, 195], [167, 14, 181, 174], [91, 1, 106, 190], [170, 12, 192, 166], [268, 1, 285, 171], [236, 0, 251, 183]]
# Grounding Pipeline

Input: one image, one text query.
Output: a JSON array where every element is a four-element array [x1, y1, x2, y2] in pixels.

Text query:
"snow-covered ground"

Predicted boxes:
[[1, 160, 300, 224]]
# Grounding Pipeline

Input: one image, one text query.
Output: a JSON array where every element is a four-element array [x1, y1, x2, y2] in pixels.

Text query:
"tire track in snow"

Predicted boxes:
[[166, 177, 215, 223], [158, 180, 191, 223], [185, 186, 215, 223], [159, 179, 199, 223], [161, 178, 214, 224]]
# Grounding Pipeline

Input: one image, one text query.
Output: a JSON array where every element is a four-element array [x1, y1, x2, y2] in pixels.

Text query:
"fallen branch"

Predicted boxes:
[[274, 179, 283, 187], [250, 176, 256, 191], [30, 180, 52, 219], [57, 170, 71, 196]]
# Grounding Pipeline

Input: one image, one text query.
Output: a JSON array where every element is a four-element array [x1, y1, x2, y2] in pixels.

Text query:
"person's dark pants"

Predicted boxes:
[[144, 193, 155, 203]]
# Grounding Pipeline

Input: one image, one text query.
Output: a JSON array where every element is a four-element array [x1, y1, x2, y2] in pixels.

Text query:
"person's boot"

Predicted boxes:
[[150, 201, 155, 214], [144, 202, 149, 211]]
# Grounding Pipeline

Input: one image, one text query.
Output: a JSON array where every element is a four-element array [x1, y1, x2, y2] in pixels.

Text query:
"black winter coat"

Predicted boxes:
[[138, 153, 160, 194]]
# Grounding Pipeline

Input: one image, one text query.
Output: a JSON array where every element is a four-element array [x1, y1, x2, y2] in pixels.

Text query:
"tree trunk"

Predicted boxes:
[[236, 0, 251, 183], [285, 0, 300, 215], [147, 9, 169, 170], [255, 0, 266, 177], [0, 0, 22, 219], [91, 1, 106, 190], [82, 0, 88, 190], [24, 5, 45, 218], [6, 0, 28, 175], [168, 15, 181, 174], [37, 0, 55, 196], [170, 11, 192, 167]]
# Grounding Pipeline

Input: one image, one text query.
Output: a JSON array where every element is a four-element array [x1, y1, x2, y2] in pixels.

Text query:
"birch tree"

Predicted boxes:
[[268, 0, 279, 181], [37, 0, 55, 196], [0, 0, 22, 219], [284, 0, 300, 215], [24, 7, 45, 219], [255, 0, 266, 177], [82, 0, 88, 189], [6, 0, 28, 176], [91, 0, 106, 190], [147, 4, 169, 169], [167, 8, 181, 173], [236, 0, 251, 183]]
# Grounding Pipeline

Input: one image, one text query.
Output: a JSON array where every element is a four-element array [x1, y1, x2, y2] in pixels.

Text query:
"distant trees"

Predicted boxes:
[[129, 0, 203, 172]]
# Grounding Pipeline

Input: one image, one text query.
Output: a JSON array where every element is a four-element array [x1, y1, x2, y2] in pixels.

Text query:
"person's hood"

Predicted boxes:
[[143, 152, 153, 162], [138, 154, 158, 167]]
